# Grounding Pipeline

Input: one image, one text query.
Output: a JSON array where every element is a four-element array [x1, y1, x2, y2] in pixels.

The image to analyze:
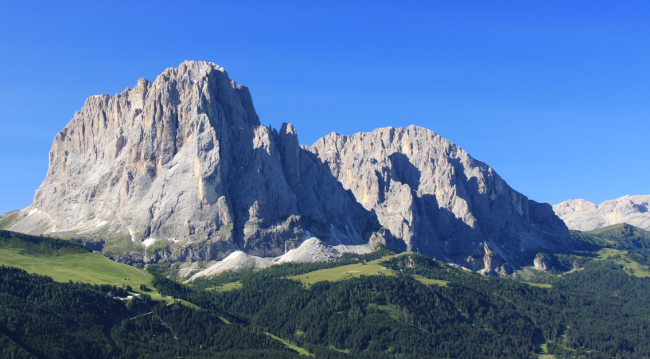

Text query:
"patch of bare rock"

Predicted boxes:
[[188, 251, 273, 281], [274, 238, 341, 264], [188, 237, 361, 281]]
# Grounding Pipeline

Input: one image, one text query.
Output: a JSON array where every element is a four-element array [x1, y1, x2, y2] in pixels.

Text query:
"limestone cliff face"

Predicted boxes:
[[553, 196, 650, 232], [8, 61, 372, 263], [309, 126, 572, 271], [534, 254, 552, 271], [8, 61, 572, 274]]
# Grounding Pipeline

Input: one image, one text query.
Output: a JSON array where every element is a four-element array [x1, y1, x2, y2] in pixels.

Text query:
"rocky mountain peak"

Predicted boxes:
[[6, 61, 573, 275], [309, 125, 572, 274], [554, 195, 650, 232], [8, 61, 372, 264]]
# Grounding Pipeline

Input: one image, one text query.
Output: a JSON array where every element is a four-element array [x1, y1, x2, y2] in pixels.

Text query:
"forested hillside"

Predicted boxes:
[[2, 230, 650, 358]]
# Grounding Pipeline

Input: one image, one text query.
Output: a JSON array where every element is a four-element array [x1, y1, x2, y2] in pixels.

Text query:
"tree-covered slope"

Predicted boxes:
[[179, 252, 650, 359], [3, 231, 650, 358], [572, 223, 650, 256], [0, 266, 309, 359]]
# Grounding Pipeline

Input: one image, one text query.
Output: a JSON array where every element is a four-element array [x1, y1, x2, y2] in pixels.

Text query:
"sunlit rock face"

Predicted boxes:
[[554, 195, 650, 232], [8, 61, 373, 263], [309, 126, 572, 272], [8, 61, 572, 274]]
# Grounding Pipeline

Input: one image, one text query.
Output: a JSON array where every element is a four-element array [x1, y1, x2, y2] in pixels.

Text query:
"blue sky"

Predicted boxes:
[[0, 0, 648, 214]]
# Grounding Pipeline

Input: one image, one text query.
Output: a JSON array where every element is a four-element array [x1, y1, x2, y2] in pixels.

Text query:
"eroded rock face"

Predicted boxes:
[[534, 254, 552, 271], [8, 61, 573, 274], [553, 196, 650, 232], [8, 61, 374, 263], [309, 126, 572, 272]]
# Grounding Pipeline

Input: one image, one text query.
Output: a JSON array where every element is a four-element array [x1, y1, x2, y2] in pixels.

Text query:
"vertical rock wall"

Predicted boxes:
[[309, 126, 572, 272], [7, 61, 572, 274]]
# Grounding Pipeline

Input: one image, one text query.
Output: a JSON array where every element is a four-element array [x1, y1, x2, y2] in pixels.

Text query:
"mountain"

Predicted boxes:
[[5, 60, 571, 274], [553, 195, 650, 232], [309, 127, 571, 274], [6, 61, 374, 265]]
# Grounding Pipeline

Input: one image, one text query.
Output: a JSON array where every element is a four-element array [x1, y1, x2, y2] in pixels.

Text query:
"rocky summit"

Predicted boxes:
[[553, 195, 650, 232], [6, 61, 572, 275]]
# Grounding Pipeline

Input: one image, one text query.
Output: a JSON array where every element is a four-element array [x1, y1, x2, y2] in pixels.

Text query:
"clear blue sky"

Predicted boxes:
[[0, 0, 648, 214]]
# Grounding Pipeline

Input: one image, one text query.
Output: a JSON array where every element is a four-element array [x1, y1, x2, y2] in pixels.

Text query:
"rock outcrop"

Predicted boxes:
[[309, 126, 572, 271], [482, 243, 511, 278], [534, 253, 552, 271], [554, 195, 650, 232], [6, 61, 573, 275]]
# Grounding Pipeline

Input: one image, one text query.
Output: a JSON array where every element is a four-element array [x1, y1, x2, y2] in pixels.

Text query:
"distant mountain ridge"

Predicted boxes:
[[553, 195, 650, 232], [5, 60, 572, 275]]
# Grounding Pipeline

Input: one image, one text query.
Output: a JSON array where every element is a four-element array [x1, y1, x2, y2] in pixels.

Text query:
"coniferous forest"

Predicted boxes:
[[2, 229, 650, 358]]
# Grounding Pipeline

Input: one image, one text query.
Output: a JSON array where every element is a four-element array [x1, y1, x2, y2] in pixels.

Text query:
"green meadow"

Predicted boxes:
[[207, 280, 244, 292], [289, 252, 452, 287], [596, 248, 650, 277], [0, 231, 173, 301], [0, 247, 170, 299], [411, 275, 449, 287], [291, 262, 396, 285]]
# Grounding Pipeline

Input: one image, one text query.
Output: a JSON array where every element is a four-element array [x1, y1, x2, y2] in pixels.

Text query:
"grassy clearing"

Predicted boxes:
[[102, 234, 143, 257], [524, 282, 552, 288], [533, 325, 574, 359], [291, 253, 414, 286], [292, 262, 396, 285], [0, 246, 169, 300], [265, 333, 313, 356], [589, 223, 627, 235], [377, 304, 404, 321], [172, 299, 201, 309], [206, 281, 243, 292], [328, 346, 350, 353], [412, 275, 448, 287], [0, 211, 19, 230], [532, 329, 548, 357], [597, 248, 650, 277]]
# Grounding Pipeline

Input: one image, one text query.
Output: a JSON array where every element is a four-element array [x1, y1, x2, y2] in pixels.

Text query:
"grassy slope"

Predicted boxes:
[[0, 231, 177, 301], [0, 210, 19, 230], [411, 275, 449, 287], [524, 282, 552, 288], [0, 247, 171, 298], [596, 248, 650, 277], [290, 253, 451, 288], [579, 223, 650, 252], [573, 224, 650, 278], [515, 224, 650, 281], [265, 333, 313, 356], [207, 281, 244, 292], [589, 223, 626, 235], [292, 262, 396, 285], [290, 253, 416, 286]]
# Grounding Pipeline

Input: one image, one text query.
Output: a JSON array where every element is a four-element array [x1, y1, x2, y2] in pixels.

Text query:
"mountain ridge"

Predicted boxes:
[[553, 195, 650, 232], [6, 60, 572, 275]]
